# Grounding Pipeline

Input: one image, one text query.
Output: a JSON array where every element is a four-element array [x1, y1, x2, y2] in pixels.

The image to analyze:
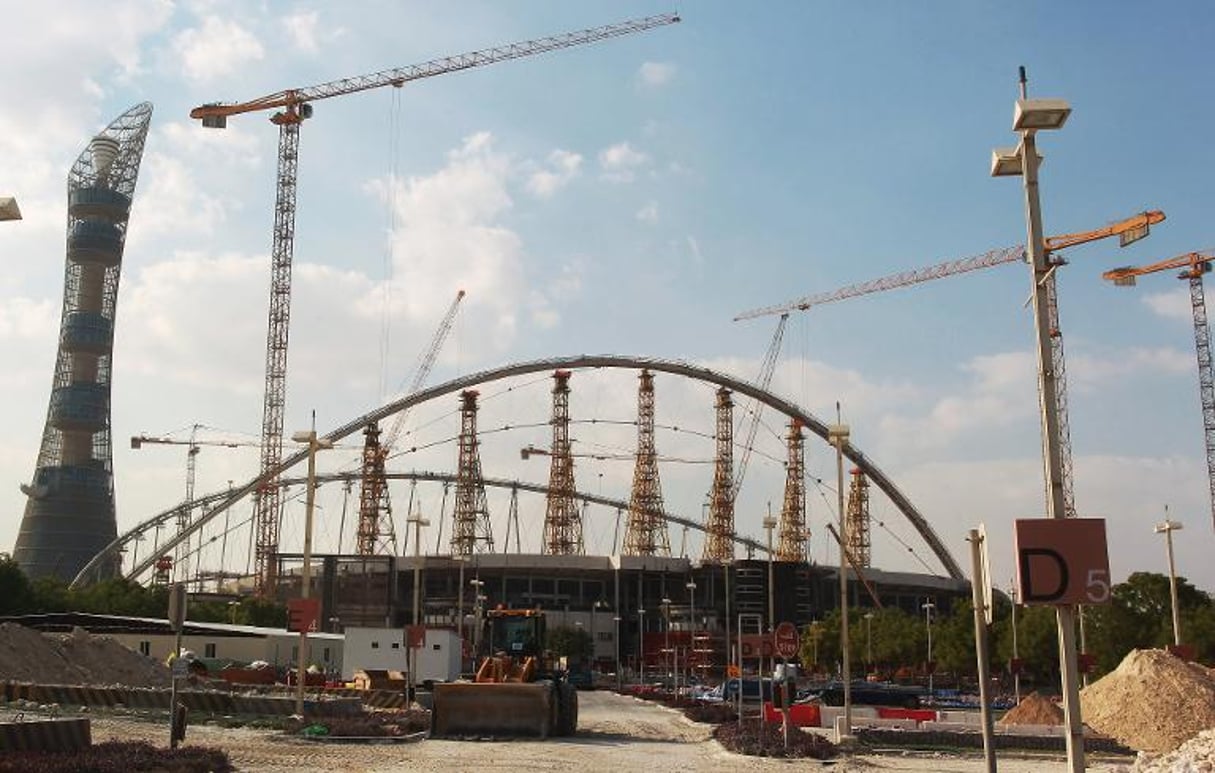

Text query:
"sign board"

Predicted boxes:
[[739, 634, 775, 659], [1014, 518, 1111, 606], [979, 523, 993, 625], [171, 657, 189, 679], [405, 624, 426, 649], [286, 598, 320, 633], [773, 622, 799, 659]]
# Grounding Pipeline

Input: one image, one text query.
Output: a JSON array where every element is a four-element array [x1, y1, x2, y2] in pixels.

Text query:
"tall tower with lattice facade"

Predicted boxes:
[[14, 103, 153, 581], [846, 468, 871, 568], [451, 390, 494, 555], [776, 420, 808, 561], [624, 370, 670, 556], [543, 371, 583, 554], [702, 387, 736, 562]]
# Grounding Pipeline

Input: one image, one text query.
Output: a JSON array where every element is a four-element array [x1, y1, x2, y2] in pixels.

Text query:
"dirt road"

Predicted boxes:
[[85, 691, 1135, 772]]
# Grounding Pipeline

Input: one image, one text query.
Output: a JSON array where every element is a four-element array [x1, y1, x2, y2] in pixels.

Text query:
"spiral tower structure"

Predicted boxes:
[[13, 103, 153, 580]]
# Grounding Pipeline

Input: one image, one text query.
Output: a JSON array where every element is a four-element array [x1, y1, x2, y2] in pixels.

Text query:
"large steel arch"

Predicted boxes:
[[73, 470, 772, 588], [75, 354, 963, 586]]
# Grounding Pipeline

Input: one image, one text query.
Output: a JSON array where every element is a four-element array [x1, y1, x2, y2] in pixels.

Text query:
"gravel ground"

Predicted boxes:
[[79, 691, 1138, 772]]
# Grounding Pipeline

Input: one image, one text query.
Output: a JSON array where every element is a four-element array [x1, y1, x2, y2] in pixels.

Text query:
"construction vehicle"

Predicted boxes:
[[430, 608, 577, 738]]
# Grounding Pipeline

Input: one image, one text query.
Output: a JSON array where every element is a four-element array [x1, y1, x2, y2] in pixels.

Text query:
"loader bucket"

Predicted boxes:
[[430, 681, 553, 738]]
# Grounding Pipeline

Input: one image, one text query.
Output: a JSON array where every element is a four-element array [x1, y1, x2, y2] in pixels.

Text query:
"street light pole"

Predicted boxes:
[[991, 68, 1085, 773], [613, 615, 622, 690], [828, 416, 852, 739], [662, 597, 672, 690], [923, 600, 935, 700], [1155, 511, 1185, 647], [1011, 580, 1021, 705], [638, 608, 646, 685], [763, 511, 777, 633], [686, 580, 697, 686], [290, 427, 333, 717], [864, 612, 874, 674], [407, 509, 429, 701]]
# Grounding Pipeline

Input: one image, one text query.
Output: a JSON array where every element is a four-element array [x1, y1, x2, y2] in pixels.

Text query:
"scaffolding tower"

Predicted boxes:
[[451, 390, 495, 555], [624, 370, 670, 556], [702, 388, 736, 562], [543, 370, 583, 554], [846, 468, 872, 569], [355, 422, 397, 556], [776, 420, 808, 561]]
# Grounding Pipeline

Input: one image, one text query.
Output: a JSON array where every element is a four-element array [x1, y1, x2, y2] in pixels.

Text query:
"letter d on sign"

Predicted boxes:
[[1019, 547, 1069, 602]]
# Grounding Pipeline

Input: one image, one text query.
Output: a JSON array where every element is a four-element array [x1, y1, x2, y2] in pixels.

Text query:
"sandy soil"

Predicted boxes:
[[80, 691, 1136, 773]]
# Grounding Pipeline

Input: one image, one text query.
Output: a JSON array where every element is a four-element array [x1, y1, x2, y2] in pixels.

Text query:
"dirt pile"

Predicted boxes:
[[997, 691, 1063, 726], [1081, 648, 1215, 753], [0, 623, 170, 688]]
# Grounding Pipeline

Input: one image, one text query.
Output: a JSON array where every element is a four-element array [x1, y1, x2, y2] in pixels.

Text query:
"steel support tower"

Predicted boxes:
[[776, 420, 808, 561], [624, 370, 670, 556], [451, 390, 495, 555], [14, 103, 153, 581], [845, 468, 872, 569], [702, 388, 736, 562], [543, 371, 583, 554], [355, 422, 396, 556]]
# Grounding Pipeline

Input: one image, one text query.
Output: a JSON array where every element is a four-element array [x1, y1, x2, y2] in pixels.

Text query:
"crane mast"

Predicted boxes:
[[1104, 252, 1215, 530], [192, 14, 679, 594], [734, 314, 787, 498]]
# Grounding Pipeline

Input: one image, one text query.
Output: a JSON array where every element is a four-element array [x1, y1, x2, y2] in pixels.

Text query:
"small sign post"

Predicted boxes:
[[167, 583, 187, 749], [774, 622, 799, 750]]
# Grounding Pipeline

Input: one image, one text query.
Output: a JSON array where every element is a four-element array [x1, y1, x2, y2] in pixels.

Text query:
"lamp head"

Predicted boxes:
[[1013, 98, 1071, 132]]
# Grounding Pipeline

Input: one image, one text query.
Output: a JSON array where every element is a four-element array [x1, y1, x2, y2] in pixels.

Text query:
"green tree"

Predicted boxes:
[[0, 555, 35, 615], [546, 625, 592, 660]]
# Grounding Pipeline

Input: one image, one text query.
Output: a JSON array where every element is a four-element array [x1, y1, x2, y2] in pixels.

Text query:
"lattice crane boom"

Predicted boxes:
[[733, 314, 787, 497], [733, 211, 1165, 322], [383, 290, 465, 451], [1103, 251, 1215, 531], [193, 14, 679, 594]]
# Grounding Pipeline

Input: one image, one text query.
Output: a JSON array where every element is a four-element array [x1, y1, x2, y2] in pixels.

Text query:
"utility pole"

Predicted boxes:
[[828, 410, 852, 740], [1155, 509, 1185, 647]]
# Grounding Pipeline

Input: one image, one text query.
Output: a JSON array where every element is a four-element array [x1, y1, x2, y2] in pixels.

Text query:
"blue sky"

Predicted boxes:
[[2, 1, 1214, 594]]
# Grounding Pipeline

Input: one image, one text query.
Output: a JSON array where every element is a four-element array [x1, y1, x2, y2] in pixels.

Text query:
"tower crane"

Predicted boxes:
[[733, 210, 1165, 518], [190, 13, 680, 594], [357, 289, 465, 556], [130, 429, 259, 585], [1103, 251, 1215, 530]]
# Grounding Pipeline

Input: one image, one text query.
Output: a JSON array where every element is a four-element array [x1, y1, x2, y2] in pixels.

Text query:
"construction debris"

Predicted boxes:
[[1133, 728, 1215, 772], [1081, 648, 1215, 753], [996, 691, 1063, 726], [0, 624, 170, 688]]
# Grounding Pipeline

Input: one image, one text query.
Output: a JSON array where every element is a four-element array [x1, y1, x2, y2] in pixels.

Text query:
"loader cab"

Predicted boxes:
[[486, 609, 546, 659]]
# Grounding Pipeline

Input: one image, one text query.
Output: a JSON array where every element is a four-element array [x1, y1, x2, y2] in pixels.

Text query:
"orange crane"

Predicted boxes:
[[1104, 251, 1215, 530], [191, 13, 680, 595], [734, 210, 1165, 518], [357, 289, 465, 556]]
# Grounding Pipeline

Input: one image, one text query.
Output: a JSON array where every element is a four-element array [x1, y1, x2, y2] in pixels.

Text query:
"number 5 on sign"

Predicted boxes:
[[1014, 518, 1112, 606]]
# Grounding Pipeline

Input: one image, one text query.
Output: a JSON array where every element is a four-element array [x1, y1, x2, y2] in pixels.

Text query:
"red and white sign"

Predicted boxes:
[[773, 622, 799, 659]]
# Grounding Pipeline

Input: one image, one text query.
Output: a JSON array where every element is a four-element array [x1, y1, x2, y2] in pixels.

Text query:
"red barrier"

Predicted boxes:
[[876, 707, 937, 722], [762, 701, 821, 727]]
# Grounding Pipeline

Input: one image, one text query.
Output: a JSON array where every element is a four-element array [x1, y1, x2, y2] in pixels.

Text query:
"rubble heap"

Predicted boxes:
[[997, 691, 1064, 726], [1133, 728, 1215, 772], [1081, 648, 1215, 754], [0, 623, 170, 688]]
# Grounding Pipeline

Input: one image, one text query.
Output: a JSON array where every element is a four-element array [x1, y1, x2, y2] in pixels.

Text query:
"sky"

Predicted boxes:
[[3, 1, 1215, 596]]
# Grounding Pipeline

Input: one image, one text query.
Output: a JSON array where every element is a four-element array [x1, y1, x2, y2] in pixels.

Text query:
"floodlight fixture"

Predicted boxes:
[[1013, 98, 1072, 132]]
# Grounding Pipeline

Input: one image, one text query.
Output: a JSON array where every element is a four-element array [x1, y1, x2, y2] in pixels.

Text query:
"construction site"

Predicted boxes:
[[4, 3, 1215, 771]]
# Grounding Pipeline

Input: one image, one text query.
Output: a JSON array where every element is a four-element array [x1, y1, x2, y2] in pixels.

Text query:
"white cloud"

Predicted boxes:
[[686, 235, 703, 265], [598, 142, 649, 183], [1142, 288, 1192, 322], [283, 11, 320, 52], [173, 16, 265, 81], [637, 61, 676, 89], [1070, 346, 1191, 392], [636, 201, 659, 224], [526, 149, 582, 198]]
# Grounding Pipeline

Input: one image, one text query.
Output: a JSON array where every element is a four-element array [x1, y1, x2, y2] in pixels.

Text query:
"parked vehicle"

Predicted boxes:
[[812, 681, 921, 709], [722, 678, 775, 703]]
